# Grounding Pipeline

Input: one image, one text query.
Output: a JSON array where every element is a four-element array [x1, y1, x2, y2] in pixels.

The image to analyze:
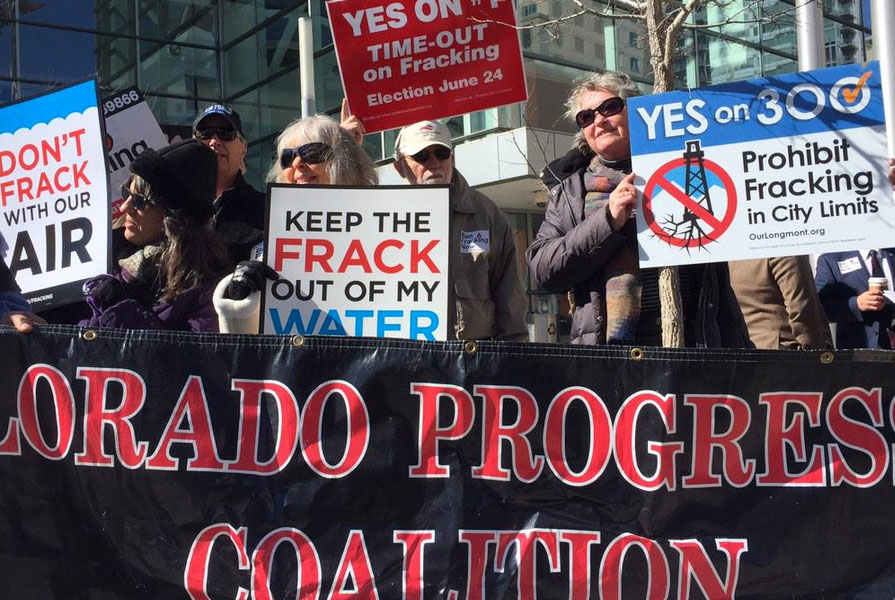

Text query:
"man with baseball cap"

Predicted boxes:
[[192, 104, 265, 267], [393, 120, 528, 341]]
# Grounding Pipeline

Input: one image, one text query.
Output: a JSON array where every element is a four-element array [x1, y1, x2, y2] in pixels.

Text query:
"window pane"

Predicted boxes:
[[0, 80, 12, 104], [138, 0, 217, 45], [315, 48, 343, 114], [19, 25, 98, 82], [16, 0, 135, 35], [223, 9, 302, 98], [244, 138, 272, 190], [145, 93, 203, 133], [0, 23, 10, 78], [98, 35, 138, 92], [253, 70, 302, 141], [139, 40, 218, 99], [694, 35, 763, 85]]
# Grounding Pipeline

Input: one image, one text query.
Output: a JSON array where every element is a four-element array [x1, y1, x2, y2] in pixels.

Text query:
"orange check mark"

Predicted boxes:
[[842, 71, 872, 104]]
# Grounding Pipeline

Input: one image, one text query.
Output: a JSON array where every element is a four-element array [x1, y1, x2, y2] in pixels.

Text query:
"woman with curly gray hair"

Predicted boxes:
[[526, 70, 751, 348], [267, 114, 378, 186]]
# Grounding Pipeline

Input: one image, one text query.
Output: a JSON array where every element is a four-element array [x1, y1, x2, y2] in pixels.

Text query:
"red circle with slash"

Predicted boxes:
[[641, 158, 737, 248]]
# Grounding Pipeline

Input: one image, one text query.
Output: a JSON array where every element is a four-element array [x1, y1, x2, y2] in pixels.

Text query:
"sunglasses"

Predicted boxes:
[[408, 146, 452, 163], [121, 184, 153, 211], [280, 142, 335, 168], [575, 97, 626, 128], [194, 127, 239, 142]]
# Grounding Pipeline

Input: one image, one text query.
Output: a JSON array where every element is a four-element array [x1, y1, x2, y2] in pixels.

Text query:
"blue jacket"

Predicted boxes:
[[815, 249, 895, 349], [0, 291, 30, 314], [0, 258, 29, 314]]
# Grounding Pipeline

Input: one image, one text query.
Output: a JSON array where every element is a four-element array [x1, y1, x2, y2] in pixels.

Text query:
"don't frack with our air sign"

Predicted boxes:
[[629, 61, 895, 268]]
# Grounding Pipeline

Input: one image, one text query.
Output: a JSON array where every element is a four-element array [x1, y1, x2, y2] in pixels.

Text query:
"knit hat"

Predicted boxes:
[[129, 139, 217, 223], [193, 104, 244, 138], [393, 120, 452, 160]]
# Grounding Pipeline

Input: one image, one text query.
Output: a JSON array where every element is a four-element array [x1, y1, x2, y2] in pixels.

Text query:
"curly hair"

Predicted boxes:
[[267, 115, 378, 186], [565, 71, 642, 123]]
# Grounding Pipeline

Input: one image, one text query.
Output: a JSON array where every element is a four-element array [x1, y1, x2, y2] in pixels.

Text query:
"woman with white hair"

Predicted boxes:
[[214, 115, 377, 332], [526, 71, 751, 347], [266, 114, 377, 186]]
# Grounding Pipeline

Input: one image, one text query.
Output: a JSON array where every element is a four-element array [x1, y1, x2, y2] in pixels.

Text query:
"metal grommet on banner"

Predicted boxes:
[[291, 335, 305, 347], [630, 347, 644, 360], [464, 341, 478, 355], [820, 351, 834, 364], [82, 329, 98, 341]]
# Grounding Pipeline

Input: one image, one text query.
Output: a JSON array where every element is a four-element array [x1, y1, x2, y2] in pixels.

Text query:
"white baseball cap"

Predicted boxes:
[[394, 121, 453, 159]]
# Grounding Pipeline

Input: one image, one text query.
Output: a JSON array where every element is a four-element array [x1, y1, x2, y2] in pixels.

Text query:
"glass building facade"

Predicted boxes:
[[0, 0, 874, 338], [0, 1, 872, 172]]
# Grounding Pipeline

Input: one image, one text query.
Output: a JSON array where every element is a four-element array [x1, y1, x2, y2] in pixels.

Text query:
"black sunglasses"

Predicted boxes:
[[409, 146, 452, 163], [280, 142, 334, 168], [575, 97, 626, 128], [120, 184, 153, 211], [194, 127, 239, 142]]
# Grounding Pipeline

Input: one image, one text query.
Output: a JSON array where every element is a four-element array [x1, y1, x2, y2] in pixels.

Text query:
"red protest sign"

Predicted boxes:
[[326, 0, 527, 134]]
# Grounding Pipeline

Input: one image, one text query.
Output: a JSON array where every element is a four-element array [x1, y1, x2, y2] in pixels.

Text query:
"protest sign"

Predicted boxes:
[[262, 185, 451, 339], [4, 327, 895, 598], [630, 61, 895, 267], [102, 87, 168, 224], [0, 79, 110, 309], [326, 0, 528, 134]]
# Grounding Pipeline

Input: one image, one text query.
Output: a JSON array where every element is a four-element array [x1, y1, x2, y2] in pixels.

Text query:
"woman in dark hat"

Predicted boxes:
[[81, 140, 229, 332]]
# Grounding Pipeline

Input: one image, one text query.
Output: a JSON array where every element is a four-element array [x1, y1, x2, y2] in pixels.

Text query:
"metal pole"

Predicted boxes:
[[873, 0, 895, 157], [796, 0, 825, 72], [298, 16, 315, 118]]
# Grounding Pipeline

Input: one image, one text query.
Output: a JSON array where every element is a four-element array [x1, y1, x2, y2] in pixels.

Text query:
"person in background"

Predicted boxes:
[[392, 120, 528, 342], [815, 247, 895, 349], [526, 71, 750, 347], [0, 258, 44, 332], [81, 140, 229, 332], [214, 115, 378, 333], [813, 161, 895, 349], [192, 104, 266, 267], [728, 257, 831, 349]]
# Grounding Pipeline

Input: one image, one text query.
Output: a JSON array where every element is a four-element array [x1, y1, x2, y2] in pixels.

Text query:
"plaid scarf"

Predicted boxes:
[[582, 157, 640, 343]]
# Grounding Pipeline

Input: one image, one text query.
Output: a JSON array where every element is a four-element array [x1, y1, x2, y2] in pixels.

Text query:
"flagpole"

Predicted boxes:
[[873, 0, 895, 156], [796, 0, 824, 71]]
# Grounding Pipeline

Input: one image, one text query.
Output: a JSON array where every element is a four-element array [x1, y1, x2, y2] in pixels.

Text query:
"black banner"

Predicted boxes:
[[2, 326, 895, 599]]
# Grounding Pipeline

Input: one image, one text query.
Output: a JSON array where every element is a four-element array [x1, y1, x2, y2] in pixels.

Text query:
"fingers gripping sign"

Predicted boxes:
[[608, 172, 638, 231], [340, 99, 366, 145]]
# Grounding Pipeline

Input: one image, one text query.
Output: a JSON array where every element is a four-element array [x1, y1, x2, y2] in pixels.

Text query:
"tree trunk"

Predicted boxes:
[[646, 0, 685, 348]]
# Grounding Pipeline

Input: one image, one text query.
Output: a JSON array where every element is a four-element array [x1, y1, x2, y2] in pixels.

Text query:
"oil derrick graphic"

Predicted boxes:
[[661, 139, 716, 248]]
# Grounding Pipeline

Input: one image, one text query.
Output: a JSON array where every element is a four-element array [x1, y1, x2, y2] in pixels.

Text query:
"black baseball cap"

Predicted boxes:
[[192, 104, 244, 138]]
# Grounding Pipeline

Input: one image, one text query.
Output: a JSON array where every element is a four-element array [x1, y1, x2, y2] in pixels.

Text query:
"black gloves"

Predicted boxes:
[[84, 275, 129, 310], [226, 261, 279, 301]]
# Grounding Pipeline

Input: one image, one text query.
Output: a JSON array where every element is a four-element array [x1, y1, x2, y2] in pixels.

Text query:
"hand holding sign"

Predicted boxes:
[[609, 172, 637, 231], [227, 261, 279, 301], [326, 0, 527, 133], [340, 99, 365, 145]]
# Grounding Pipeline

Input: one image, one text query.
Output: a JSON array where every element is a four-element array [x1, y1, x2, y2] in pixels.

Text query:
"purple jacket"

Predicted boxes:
[[80, 249, 219, 332]]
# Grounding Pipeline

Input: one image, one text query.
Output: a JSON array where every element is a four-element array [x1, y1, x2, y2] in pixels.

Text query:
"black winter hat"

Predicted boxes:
[[129, 139, 217, 223]]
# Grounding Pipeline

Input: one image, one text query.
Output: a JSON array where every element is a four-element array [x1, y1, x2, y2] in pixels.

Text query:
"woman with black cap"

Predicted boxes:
[[81, 139, 229, 332]]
